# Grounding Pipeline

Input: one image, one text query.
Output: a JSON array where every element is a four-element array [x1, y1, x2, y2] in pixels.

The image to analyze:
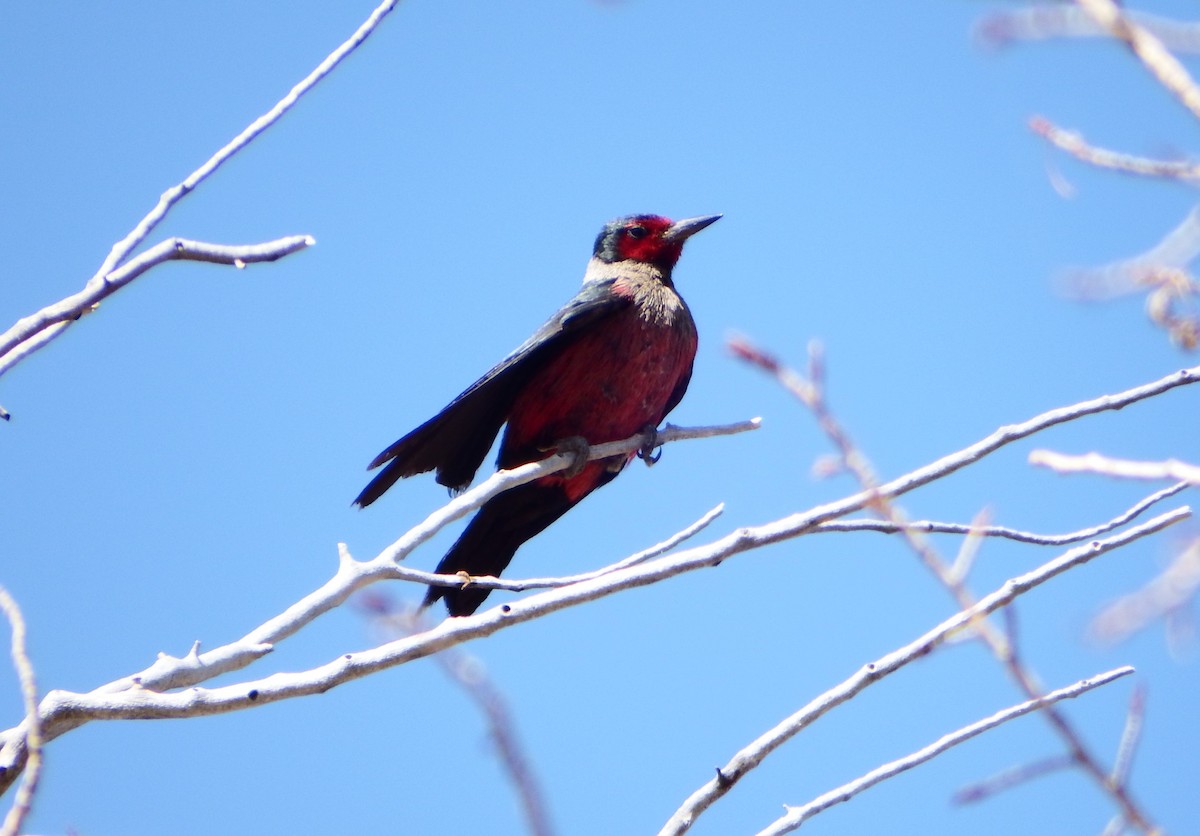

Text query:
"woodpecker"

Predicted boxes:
[[355, 213, 720, 616]]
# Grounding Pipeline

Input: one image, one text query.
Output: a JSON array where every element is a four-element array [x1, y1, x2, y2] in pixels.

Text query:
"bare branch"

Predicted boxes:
[[374, 420, 757, 568], [1111, 684, 1146, 790], [0, 0, 400, 377], [0, 234, 316, 380], [11, 516, 1193, 801], [757, 667, 1135, 835], [1065, 208, 1200, 297], [952, 755, 1075, 805], [172, 423, 752, 682], [391, 503, 726, 594], [814, 481, 1190, 545], [436, 646, 554, 836], [0, 484, 1184, 802], [1072, 0, 1200, 123], [4, 360, 1182, 783], [1091, 536, 1200, 645], [658, 513, 1184, 835], [1100, 681, 1148, 836], [0, 586, 41, 836], [1031, 450, 1200, 484], [1, 362, 1195, 795], [396, 480, 1183, 596], [725, 338, 1182, 832], [945, 508, 990, 585], [950, 609, 1084, 806], [0, 420, 755, 791], [0, 325, 72, 404], [977, 6, 1200, 53], [735, 357, 1198, 521], [1051, 208, 1200, 350], [1029, 116, 1200, 181], [115, 235, 316, 272], [359, 600, 554, 836]]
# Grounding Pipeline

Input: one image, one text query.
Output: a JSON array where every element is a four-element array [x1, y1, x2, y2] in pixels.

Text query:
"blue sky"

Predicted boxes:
[[2, 1, 1198, 833]]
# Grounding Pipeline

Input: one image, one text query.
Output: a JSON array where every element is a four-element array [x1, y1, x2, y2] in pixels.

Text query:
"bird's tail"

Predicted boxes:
[[423, 481, 577, 616]]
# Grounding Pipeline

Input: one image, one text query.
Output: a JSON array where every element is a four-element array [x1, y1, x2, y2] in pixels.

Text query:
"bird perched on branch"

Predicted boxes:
[[355, 213, 720, 615]]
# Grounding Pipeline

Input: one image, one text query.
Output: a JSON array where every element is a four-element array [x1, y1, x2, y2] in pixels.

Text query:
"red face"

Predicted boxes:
[[612, 216, 682, 266], [594, 215, 685, 269]]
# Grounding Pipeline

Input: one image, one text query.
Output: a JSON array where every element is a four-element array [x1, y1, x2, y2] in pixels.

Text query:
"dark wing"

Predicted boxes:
[[657, 297, 697, 423], [354, 279, 630, 506], [660, 359, 694, 422]]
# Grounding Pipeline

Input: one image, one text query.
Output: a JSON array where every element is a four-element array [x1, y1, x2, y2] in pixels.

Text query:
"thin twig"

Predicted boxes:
[[375, 422, 756, 568], [730, 337, 1167, 832], [1091, 536, 1200, 645], [977, 6, 1200, 53], [947, 508, 991, 586], [359, 600, 554, 836], [1029, 116, 1200, 181], [942, 612, 1097, 810], [437, 648, 554, 836], [1073, 0, 1200, 123], [169, 423, 750, 682], [0, 0, 399, 375], [814, 482, 1188, 545], [1102, 685, 1147, 836], [2, 363, 1196, 793], [756, 667, 1135, 835], [0, 235, 316, 375], [0, 586, 41, 836], [1055, 207, 1200, 350], [0, 492, 1185, 801], [732, 354, 1198, 518], [658, 513, 1184, 835], [952, 755, 1076, 805], [1111, 684, 1146, 790], [0, 325, 72, 394], [390, 503, 725, 593], [1031, 450, 1200, 484], [0, 421, 755, 792]]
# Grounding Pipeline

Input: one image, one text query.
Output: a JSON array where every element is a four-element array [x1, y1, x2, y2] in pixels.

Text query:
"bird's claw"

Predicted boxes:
[[546, 435, 591, 478], [455, 570, 473, 589], [638, 424, 662, 467]]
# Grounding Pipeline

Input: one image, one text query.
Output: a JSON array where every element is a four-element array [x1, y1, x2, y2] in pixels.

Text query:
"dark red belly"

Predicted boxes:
[[501, 307, 696, 502]]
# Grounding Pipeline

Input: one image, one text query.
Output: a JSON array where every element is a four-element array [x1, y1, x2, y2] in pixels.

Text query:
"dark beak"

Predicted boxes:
[[664, 214, 722, 242]]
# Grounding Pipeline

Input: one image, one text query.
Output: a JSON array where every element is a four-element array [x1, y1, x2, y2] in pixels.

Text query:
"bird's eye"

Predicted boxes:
[[627, 225, 648, 240]]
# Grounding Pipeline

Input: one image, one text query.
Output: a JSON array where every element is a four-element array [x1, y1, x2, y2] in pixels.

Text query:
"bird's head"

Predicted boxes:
[[593, 214, 721, 272]]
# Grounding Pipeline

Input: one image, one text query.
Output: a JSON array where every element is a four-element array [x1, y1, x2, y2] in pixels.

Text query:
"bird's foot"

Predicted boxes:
[[637, 424, 662, 467], [545, 435, 591, 477]]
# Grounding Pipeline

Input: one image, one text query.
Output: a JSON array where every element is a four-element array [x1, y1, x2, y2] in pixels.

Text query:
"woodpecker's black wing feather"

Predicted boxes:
[[354, 279, 629, 506], [661, 359, 694, 422]]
